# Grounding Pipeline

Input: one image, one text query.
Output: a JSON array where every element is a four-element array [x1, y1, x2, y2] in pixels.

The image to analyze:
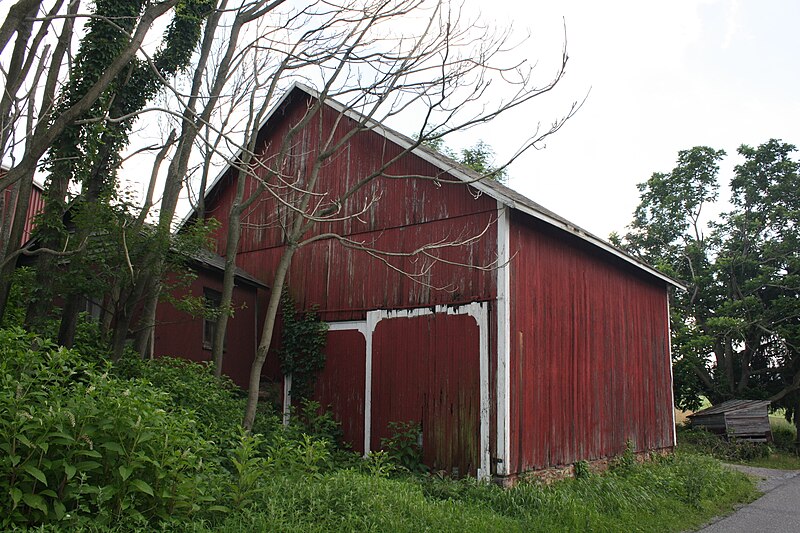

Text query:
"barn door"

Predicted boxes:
[[370, 312, 481, 476], [313, 328, 366, 453]]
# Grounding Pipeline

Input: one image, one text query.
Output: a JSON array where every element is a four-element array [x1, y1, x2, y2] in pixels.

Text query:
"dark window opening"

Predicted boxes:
[[202, 288, 224, 351]]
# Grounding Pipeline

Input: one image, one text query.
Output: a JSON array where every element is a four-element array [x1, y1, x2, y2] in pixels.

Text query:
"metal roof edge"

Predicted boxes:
[[184, 82, 684, 290], [311, 87, 684, 289]]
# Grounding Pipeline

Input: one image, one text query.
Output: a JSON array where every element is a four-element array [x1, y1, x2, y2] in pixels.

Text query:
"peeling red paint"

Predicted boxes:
[[508, 212, 674, 472], [371, 313, 481, 476]]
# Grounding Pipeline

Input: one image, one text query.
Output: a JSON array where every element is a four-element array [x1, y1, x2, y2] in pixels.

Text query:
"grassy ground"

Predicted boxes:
[[49, 452, 757, 533]]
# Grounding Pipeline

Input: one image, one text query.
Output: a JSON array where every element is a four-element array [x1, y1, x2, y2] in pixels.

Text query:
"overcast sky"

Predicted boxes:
[[4, 1, 797, 240], [454, 0, 800, 239]]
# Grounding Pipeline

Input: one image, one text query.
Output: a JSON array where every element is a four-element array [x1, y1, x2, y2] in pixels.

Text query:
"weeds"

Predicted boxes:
[[0, 326, 759, 531], [380, 421, 427, 474]]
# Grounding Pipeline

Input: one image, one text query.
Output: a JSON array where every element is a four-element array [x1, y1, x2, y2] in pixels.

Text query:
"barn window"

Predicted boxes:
[[202, 288, 224, 351]]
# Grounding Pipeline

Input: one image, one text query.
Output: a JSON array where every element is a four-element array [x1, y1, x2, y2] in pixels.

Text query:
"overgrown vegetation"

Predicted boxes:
[[278, 291, 329, 401], [677, 421, 800, 470], [0, 325, 758, 531]]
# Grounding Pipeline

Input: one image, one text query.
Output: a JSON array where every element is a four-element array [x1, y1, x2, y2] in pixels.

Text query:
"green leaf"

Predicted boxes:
[[53, 500, 66, 520], [76, 449, 102, 458], [10, 487, 22, 506], [119, 465, 133, 481], [64, 464, 76, 480], [207, 505, 230, 513], [75, 460, 102, 472], [22, 493, 47, 513], [23, 464, 47, 486], [101, 441, 125, 454], [129, 479, 154, 496]]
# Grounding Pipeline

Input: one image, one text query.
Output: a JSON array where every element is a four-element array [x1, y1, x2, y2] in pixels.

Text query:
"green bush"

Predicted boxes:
[[113, 355, 245, 443], [380, 421, 427, 474], [0, 328, 224, 528], [772, 424, 797, 452]]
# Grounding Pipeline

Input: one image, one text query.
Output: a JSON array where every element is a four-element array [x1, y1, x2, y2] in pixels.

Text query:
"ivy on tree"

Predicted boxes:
[[278, 291, 329, 402]]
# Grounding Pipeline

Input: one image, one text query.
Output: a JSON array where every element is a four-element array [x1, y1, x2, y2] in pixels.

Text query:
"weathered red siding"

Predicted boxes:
[[508, 212, 674, 472], [204, 96, 498, 317], [315, 329, 366, 453], [371, 313, 481, 476], [153, 269, 260, 388]]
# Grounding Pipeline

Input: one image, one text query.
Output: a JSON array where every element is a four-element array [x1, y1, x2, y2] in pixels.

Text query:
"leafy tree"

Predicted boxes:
[[420, 137, 509, 182], [24, 0, 213, 346], [617, 141, 800, 425]]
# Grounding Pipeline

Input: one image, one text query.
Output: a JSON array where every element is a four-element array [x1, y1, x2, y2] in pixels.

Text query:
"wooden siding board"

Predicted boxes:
[[371, 313, 481, 475], [509, 212, 674, 472]]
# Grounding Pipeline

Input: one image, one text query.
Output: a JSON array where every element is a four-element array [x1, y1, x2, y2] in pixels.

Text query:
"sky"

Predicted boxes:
[[2, 1, 798, 240], [449, 0, 800, 239]]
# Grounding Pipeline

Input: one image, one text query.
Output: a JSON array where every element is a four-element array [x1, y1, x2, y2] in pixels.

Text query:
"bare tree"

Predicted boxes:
[[175, 0, 576, 428]]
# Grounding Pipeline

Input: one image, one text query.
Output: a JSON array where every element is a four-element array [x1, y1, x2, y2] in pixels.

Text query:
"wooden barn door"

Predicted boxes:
[[314, 328, 366, 453], [370, 312, 481, 476]]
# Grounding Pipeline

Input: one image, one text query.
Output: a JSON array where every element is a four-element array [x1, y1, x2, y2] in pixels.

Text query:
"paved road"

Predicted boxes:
[[698, 465, 800, 533]]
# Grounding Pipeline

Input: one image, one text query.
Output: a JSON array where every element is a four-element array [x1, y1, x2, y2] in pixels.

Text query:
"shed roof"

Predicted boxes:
[[189, 248, 267, 289], [688, 399, 772, 418], [188, 82, 684, 290]]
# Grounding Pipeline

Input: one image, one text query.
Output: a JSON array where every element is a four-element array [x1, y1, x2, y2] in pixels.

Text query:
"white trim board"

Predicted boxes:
[[495, 203, 511, 476]]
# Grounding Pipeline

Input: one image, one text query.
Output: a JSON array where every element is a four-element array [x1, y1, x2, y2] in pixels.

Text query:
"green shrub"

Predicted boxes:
[[772, 424, 797, 452], [677, 426, 772, 461], [381, 421, 427, 474], [113, 355, 245, 443], [0, 328, 224, 528]]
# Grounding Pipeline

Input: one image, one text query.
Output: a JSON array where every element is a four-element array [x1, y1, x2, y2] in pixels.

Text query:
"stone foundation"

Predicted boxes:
[[493, 446, 675, 487]]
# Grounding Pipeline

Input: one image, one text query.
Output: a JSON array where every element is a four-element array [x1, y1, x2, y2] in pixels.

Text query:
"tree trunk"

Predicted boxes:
[[134, 280, 160, 359], [243, 245, 295, 430], [57, 294, 82, 347], [0, 170, 34, 321], [212, 191, 246, 376]]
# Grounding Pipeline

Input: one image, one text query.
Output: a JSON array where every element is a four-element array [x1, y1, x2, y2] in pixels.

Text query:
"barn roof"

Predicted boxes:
[[190, 82, 684, 289], [688, 399, 772, 418], [189, 248, 267, 289]]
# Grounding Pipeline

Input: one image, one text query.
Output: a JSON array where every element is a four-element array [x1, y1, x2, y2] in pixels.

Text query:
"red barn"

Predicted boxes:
[[193, 83, 680, 482]]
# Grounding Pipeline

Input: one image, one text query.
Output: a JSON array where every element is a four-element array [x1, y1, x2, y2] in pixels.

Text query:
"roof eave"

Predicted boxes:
[[184, 81, 685, 290]]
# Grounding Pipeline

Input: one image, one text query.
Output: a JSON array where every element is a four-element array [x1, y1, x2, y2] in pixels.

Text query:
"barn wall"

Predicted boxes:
[[203, 96, 498, 316], [508, 211, 674, 473], [153, 269, 262, 388], [314, 328, 367, 453]]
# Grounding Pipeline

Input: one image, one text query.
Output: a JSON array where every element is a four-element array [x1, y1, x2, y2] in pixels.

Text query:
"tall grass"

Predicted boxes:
[[187, 452, 754, 533]]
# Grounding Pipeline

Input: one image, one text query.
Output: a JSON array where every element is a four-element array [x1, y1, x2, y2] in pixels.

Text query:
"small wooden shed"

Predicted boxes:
[[688, 400, 772, 442]]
